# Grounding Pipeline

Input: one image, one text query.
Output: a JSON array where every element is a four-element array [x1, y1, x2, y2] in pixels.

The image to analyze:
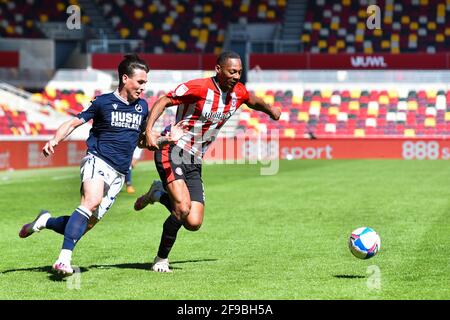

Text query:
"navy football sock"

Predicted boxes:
[[62, 207, 90, 251], [125, 170, 132, 185], [157, 215, 183, 259], [45, 216, 70, 235]]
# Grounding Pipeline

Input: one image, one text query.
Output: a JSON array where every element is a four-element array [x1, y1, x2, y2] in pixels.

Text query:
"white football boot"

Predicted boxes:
[[52, 261, 74, 276], [151, 256, 172, 273], [19, 210, 51, 238]]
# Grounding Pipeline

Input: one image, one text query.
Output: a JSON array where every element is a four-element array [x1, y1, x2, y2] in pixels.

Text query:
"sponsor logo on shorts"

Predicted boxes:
[[175, 167, 183, 176]]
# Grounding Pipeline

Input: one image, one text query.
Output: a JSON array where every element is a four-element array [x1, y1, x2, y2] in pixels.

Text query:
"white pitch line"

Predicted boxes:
[[0, 175, 75, 185], [51, 175, 77, 180]]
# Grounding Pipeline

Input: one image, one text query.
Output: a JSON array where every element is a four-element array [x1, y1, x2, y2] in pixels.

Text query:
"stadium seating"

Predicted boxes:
[[95, 0, 286, 53], [0, 0, 90, 38], [302, 0, 450, 53], [3, 88, 450, 138], [0, 102, 53, 135], [4, 0, 450, 54], [34, 88, 96, 116], [1, 0, 285, 52], [238, 88, 450, 138], [4, 0, 448, 54]]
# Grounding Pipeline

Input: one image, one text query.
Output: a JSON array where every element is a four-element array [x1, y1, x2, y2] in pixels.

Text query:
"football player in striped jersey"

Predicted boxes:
[[134, 51, 281, 272]]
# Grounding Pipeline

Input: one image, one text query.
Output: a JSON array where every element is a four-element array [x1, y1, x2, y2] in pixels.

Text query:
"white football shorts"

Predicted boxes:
[[133, 146, 143, 160], [79, 153, 125, 220]]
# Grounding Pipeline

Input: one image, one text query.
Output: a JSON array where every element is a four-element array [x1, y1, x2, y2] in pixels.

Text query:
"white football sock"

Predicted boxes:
[[58, 249, 73, 264]]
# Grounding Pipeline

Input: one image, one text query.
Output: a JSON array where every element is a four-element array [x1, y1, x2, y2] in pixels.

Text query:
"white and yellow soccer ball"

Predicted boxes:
[[348, 227, 381, 259]]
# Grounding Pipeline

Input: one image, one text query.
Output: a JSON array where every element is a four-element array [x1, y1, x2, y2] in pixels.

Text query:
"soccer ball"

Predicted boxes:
[[348, 227, 381, 259]]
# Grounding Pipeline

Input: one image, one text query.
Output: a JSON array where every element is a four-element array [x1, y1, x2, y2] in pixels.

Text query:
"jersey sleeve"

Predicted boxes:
[[140, 100, 149, 132], [234, 83, 250, 108], [76, 97, 98, 123], [240, 84, 250, 103], [167, 80, 204, 105]]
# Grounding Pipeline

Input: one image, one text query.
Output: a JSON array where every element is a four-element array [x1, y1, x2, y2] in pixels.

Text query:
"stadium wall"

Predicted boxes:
[[1, 138, 450, 171], [91, 53, 217, 70], [249, 53, 450, 70], [0, 38, 54, 70], [90, 53, 450, 70]]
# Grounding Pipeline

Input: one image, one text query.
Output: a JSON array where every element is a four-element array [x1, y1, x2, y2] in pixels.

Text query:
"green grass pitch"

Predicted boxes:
[[1, 159, 449, 300]]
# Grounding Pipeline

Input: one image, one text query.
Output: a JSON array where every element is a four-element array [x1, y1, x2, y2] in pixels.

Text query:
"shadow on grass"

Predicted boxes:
[[0, 265, 89, 282], [333, 274, 366, 279], [0, 258, 217, 278], [88, 258, 218, 272]]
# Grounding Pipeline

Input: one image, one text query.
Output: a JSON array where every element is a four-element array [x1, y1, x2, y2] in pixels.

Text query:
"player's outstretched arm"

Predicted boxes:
[[139, 121, 188, 151], [157, 121, 188, 147], [145, 95, 174, 149], [246, 93, 281, 121], [42, 117, 84, 157]]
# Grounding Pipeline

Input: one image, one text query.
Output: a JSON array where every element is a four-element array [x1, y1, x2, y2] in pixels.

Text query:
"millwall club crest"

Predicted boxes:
[[135, 104, 143, 113]]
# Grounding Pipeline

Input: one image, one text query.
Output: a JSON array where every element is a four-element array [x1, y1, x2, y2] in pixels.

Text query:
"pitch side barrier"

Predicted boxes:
[[1, 137, 450, 171]]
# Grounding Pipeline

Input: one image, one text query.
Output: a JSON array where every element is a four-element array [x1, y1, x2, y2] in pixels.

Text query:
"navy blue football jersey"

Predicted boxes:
[[77, 91, 148, 175]]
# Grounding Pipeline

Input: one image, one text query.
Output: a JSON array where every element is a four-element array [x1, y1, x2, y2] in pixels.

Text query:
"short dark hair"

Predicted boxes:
[[118, 53, 149, 85], [216, 51, 241, 66]]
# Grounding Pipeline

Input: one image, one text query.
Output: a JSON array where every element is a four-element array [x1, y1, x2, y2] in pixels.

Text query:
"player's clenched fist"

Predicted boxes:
[[42, 139, 58, 157], [145, 130, 159, 150], [270, 106, 281, 121]]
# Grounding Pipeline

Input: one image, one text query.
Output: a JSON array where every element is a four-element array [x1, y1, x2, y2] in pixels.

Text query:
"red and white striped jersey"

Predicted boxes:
[[165, 77, 250, 158]]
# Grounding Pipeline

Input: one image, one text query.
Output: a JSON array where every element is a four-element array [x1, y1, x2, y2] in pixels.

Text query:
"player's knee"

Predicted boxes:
[[82, 198, 102, 213], [183, 213, 203, 231], [184, 222, 202, 231], [174, 203, 191, 220], [81, 192, 103, 211]]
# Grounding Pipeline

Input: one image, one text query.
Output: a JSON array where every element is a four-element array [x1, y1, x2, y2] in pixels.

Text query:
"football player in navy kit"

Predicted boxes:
[[18, 54, 185, 275]]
